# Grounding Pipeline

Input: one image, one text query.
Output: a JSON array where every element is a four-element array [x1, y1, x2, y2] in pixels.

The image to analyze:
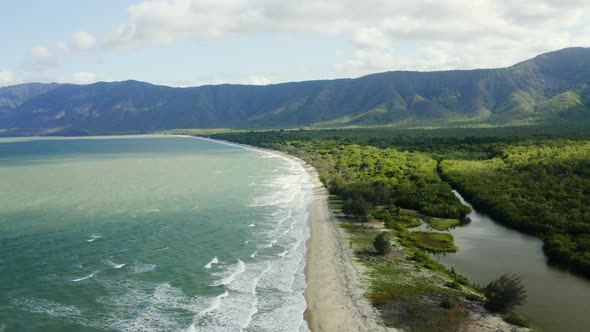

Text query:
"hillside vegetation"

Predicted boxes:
[[2, 47, 590, 135]]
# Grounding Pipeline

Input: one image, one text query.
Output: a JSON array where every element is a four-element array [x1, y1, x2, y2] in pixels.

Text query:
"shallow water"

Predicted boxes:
[[0, 136, 313, 332], [434, 190, 590, 332]]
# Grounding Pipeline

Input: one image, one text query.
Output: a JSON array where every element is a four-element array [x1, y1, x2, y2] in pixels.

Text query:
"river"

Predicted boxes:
[[433, 190, 590, 332]]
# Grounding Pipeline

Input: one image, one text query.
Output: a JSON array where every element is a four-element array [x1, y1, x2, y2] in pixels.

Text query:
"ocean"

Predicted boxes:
[[0, 135, 313, 332]]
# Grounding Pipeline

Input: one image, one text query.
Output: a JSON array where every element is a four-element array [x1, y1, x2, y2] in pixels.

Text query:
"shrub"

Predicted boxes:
[[410, 250, 429, 264], [440, 296, 455, 309], [342, 196, 371, 220], [484, 274, 527, 313], [449, 267, 470, 285], [373, 231, 392, 255]]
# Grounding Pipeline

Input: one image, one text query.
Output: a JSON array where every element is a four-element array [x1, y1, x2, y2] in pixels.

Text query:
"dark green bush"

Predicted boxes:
[[373, 231, 392, 255], [484, 274, 527, 313], [440, 296, 455, 309]]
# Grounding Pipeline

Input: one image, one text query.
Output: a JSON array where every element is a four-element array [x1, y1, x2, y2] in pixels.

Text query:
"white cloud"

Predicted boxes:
[[332, 0, 590, 76], [0, 69, 15, 86], [71, 72, 98, 84], [104, 0, 590, 71], [248, 75, 271, 85], [73, 32, 97, 50], [106, 0, 249, 49], [19, 0, 590, 84], [26, 46, 58, 71], [352, 27, 390, 49], [58, 32, 97, 53]]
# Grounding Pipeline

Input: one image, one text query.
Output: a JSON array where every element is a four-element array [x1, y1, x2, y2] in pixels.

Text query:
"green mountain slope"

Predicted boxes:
[[1, 47, 590, 135]]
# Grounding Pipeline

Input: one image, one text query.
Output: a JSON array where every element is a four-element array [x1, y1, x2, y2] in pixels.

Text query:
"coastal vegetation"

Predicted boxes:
[[209, 127, 590, 278]]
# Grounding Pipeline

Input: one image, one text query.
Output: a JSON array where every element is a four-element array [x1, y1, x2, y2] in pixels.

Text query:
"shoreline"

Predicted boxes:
[[303, 163, 391, 332], [190, 135, 388, 331]]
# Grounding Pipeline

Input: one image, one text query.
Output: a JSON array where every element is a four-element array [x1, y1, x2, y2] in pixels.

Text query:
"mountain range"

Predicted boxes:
[[1, 47, 590, 136]]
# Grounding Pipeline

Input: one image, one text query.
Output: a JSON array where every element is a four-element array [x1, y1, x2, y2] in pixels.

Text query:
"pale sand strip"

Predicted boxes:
[[303, 164, 394, 332]]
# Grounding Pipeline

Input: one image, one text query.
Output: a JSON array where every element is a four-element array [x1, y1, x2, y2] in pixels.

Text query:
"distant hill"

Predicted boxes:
[[1, 47, 590, 136]]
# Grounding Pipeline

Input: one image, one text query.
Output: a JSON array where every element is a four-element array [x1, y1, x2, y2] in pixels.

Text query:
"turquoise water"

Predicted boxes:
[[0, 136, 313, 332]]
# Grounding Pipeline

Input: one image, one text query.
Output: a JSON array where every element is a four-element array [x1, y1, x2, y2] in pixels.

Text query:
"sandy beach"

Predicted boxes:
[[190, 136, 529, 332], [303, 164, 393, 332]]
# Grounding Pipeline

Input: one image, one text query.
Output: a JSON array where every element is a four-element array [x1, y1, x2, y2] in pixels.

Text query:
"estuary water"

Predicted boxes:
[[0, 135, 313, 332], [435, 190, 590, 332]]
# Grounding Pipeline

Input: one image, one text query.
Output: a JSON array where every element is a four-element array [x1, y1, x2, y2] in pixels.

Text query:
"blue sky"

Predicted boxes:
[[1, 0, 589, 87]]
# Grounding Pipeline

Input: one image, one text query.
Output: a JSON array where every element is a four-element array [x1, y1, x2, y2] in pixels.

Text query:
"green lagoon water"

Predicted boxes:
[[0, 136, 313, 332]]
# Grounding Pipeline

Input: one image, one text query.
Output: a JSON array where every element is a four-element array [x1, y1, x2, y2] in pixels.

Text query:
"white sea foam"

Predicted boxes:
[[144, 209, 160, 213], [87, 234, 102, 242], [100, 282, 206, 332], [212, 259, 245, 286], [197, 291, 228, 316], [12, 298, 82, 318], [131, 263, 156, 274], [104, 259, 126, 269], [203, 257, 218, 269], [72, 272, 96, 282], [248, 224, 255, 227], [185, 137, 314, 331], [241, 262, 272, 330]]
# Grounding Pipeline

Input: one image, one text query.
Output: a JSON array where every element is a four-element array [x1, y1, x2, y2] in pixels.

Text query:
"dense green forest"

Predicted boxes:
[[440, 141, 590, 275], [210, 126, 590, 277], [256, 138, 469, 219]]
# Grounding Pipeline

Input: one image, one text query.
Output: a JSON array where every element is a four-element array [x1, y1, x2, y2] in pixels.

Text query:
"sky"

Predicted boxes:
[[1, 0, 589, 87]]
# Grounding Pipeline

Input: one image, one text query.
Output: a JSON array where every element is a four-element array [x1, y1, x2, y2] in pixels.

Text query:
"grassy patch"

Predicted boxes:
[[338, 221, 381, 251], [411, 231, 457, 252], [399, 208, 422, 217], [377, 294, 471, 331], [383, 215, 421, 229], [367, 260, 439, 305], [503, 311, 531, 328], [426, 217, 461, 231]]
